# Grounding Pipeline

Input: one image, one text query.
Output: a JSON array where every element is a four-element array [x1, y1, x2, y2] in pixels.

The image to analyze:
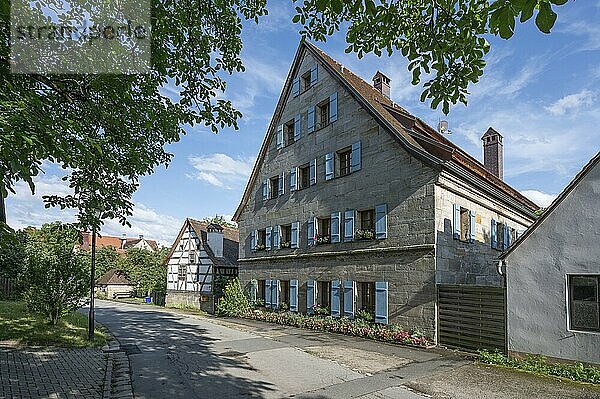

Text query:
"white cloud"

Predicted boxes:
[[187, 153, 254, 190], [521, 190, 558, 208], [545, 90, 595, 115], [6, 174, 183, 246]]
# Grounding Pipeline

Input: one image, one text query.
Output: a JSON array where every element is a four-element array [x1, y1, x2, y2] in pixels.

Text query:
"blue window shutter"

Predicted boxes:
[[278, 172, 284, 196], [331, 212, 341, 243], [375, 204, 388, 239], [290, 167, 297, 192], [307, 105, 315, 133], [291, 221, 299, 248], [491, 219, 497, 249], [290, 279, 298, 312], [310, 64, 318, 85], [325, 152, 334, 180], [329, 92, 338, 123], [292, 77, 300, 97], [502, 224, 508, 250], [294, 113, 301, 140], [469, 210, 476, 243], [262, 179, 268, 201], [453, 204, 460, 239], [343, 280, 355, 318], [375, 281, 389, 324], [265, 227, 272, 250], [310, 158, 317, 185], [350, 141, 362, 172], [274, 280, 280, 309], [265, 280, 272, 308], [331, 280, 341, 317], [277, 124, 283, 149], [307, 279, 316, 314], [344, 210, 355, 242], [307, 219, 315, 246], [274, 225, 281, 249], [251, 230, 257, 251]]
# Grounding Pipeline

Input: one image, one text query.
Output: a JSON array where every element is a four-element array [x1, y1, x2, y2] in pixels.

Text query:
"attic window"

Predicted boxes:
[[269, 175, 280, 199], [337, 147, 352, 177], [178, 265, 186, 281], [189, 250, 196, 264], [299, 163, 310, 189], [302, 71, 312, 92]]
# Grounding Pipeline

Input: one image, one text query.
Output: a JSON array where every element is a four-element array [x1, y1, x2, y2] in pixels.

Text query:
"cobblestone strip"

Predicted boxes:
[[102, 341, 133, 399]]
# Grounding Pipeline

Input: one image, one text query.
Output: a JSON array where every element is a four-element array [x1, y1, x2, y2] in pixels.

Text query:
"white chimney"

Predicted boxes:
[[206, 223, 224, 258]]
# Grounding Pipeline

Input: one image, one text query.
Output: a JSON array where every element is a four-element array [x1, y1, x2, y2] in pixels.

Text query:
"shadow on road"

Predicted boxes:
[[94, 302, 275, 399]]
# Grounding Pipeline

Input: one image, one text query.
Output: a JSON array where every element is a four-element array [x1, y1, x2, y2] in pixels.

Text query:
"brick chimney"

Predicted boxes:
[[481, 127, 503, 180], [372, 71, 390, 99], [206, 223, 224, 258]]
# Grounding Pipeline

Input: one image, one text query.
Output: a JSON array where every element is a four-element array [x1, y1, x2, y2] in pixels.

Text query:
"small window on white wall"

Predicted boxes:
[[569, 275, 600, 332]]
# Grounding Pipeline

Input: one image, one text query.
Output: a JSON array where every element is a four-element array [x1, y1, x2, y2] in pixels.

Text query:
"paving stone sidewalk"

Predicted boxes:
[[0, 343, 134, 399], [0, 347, 104, 399]]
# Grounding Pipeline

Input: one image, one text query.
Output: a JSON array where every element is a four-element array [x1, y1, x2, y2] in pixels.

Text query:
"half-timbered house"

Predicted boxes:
[[165, 219, 239, 313]]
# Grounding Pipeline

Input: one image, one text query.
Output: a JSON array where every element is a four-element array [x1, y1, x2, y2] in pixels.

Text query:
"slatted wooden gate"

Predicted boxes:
[[438, 285, 506, 353]]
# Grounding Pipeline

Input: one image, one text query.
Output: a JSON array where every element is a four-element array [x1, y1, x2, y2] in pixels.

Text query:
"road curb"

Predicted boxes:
[[102, 336, 134, 399]]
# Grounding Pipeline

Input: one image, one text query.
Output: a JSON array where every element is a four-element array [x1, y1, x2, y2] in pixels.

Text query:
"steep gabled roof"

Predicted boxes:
[[500, 152, 600, 259], [96, 269, 131, 286], [164, 218, 239, 266], [123, 238, 159, 251], [232, 40, 538, 221]]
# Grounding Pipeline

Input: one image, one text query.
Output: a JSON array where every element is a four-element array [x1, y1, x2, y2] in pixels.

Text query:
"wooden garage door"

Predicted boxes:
[[438, 285, 506, 353]]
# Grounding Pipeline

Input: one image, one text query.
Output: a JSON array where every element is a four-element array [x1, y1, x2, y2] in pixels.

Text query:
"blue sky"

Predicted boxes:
[[7, 1, 600, 245]]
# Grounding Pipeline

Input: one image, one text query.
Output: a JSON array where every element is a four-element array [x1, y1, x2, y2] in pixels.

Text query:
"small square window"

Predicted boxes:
[[299, 164, 310, 189], [338, 147, 352, 177], [317, 100, 330, 130], [269, 175, 279, 199], [569, 275, 600, 332]]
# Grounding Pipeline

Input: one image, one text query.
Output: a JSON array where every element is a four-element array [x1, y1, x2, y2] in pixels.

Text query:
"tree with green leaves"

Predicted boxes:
[[121, 247, 168, 297], [0, 0, 268, 232], [202, 215, 237, 228], [22, 222, 88, 325], [78, 245, 124, 280], [294, 0, 568, 113]]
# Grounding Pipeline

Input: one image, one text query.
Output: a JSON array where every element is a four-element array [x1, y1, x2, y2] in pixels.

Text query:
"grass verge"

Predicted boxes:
[[0, 300, 108, 348], [478, 349, 600, 385]]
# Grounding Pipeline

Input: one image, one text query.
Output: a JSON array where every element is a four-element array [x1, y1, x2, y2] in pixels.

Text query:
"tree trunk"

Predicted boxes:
[[0, 195, 6, 225]]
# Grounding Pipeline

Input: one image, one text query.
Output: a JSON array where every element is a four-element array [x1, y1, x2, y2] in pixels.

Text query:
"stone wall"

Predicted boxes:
[[434, 171, 534, 286], [239, 248, 437, 339], [165, 290, 215, 314]]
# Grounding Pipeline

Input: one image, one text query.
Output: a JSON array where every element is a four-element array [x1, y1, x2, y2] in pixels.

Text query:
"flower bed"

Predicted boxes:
[[244, 308, 432, 348]]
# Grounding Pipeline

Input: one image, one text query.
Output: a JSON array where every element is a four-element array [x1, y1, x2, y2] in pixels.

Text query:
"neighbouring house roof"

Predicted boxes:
[[232, 40, 539, 221], [165, 218, 239, 266], [80, 232, 159, 253], [96, 269, 131, 286], [123, 238, 159, 251], [500, 152, 600, 260]]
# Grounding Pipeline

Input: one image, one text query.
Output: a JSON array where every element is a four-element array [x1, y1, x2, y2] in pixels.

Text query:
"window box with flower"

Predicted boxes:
[[280, 241, 292, 248], [316, 234, 330, 245], [355, 229, 375, 240]]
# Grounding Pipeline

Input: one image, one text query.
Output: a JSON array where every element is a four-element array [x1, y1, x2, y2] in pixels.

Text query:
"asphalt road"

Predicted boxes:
[[94, 300, 600, 399]]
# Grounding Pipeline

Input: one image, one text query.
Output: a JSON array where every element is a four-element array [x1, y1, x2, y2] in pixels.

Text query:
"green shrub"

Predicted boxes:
[[216, 278, 251, 317], [356, 309, 375, 323], [478, 350, 600, 384]]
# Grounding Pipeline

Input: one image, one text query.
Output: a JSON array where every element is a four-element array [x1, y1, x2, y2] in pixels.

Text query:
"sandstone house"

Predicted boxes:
[[232, 40, 539, 344]]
